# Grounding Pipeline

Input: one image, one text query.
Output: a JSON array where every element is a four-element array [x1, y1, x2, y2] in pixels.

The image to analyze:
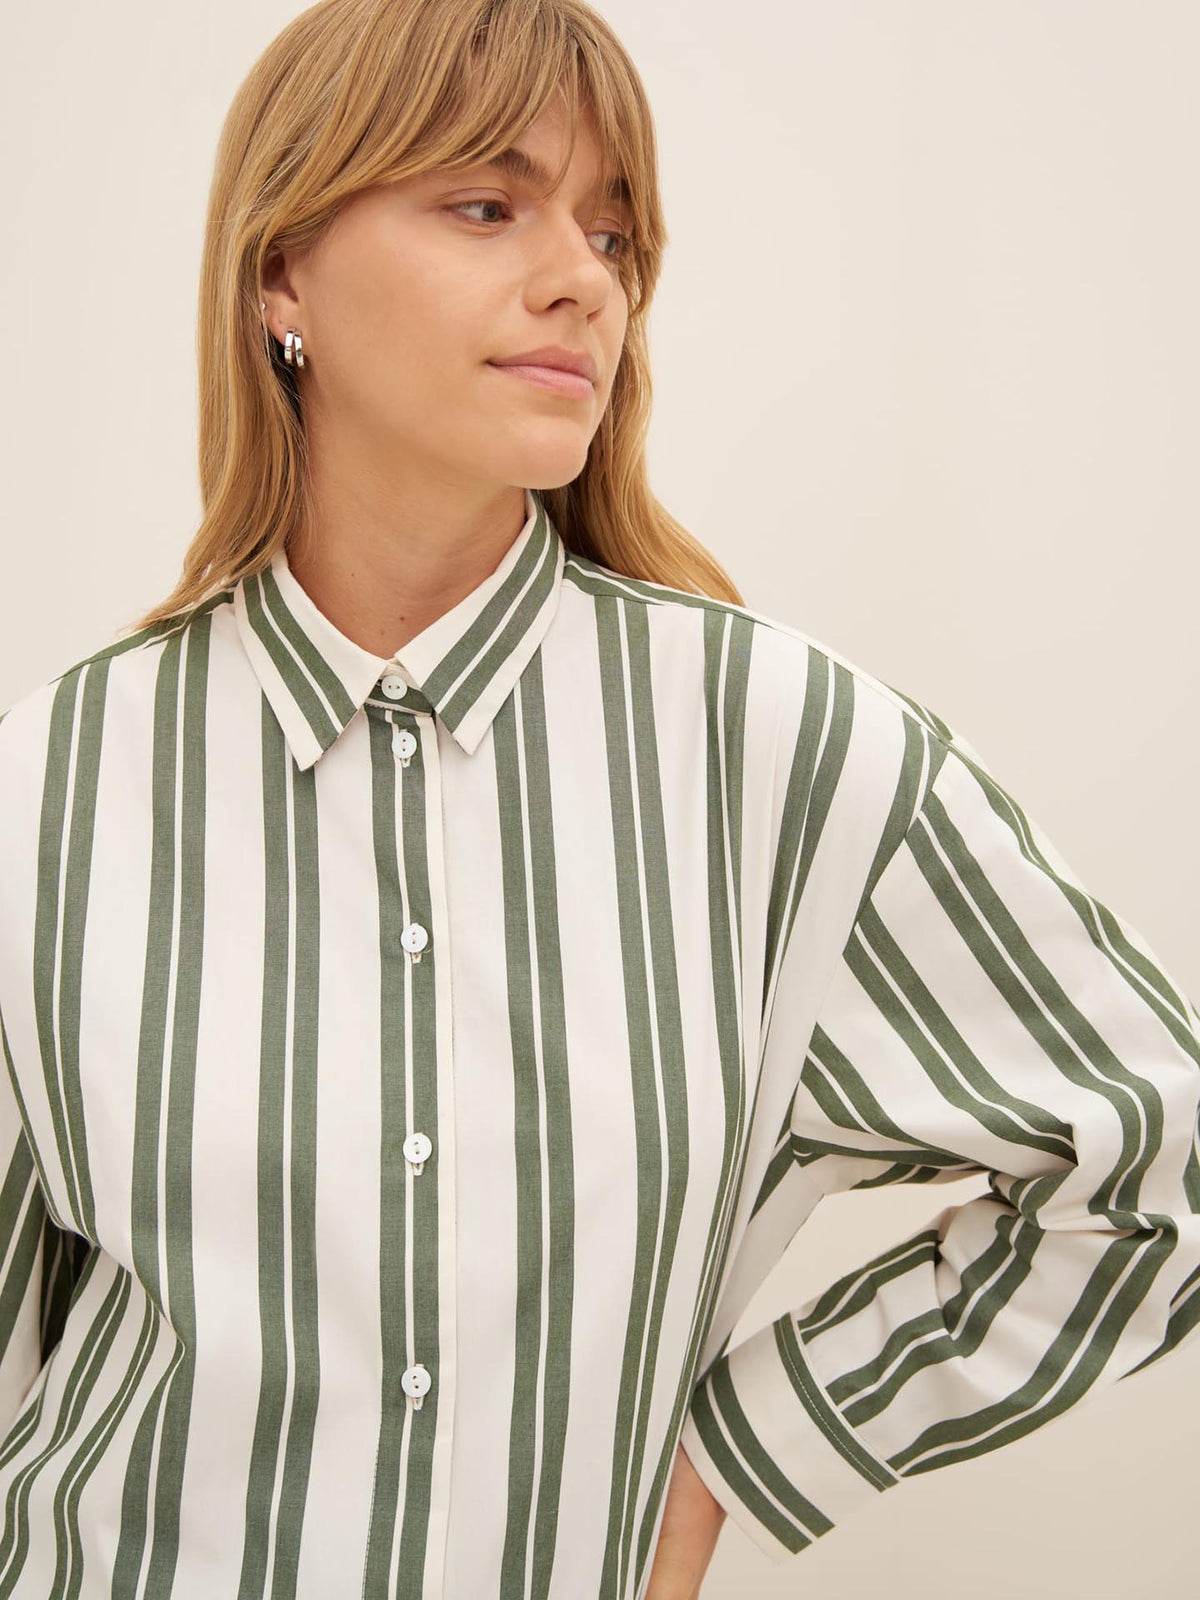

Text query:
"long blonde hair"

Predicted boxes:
[[124, 0, 744, 636]]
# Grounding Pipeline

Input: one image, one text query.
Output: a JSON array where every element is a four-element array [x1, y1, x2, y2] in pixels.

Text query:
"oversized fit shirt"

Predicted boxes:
[[0, 487, 1197, 1599]]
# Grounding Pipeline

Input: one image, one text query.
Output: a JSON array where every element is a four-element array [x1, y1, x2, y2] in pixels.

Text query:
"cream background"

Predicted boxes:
[[2, 2, 1197, 1595]]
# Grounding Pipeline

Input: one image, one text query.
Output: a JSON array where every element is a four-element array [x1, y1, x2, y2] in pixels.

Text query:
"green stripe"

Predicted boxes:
[[112, 619, 210, 1593], [593, 595, 689, 1600], [808, 916, 1078, 1159], [561, 556, 720, 613], [0, 981, 77, 1240], [794, 1227, 941, 1339], [493, 652, 577, 1600], [259, 566, 359, 726], [0, 1264, 132, 1591], [763, 654, 849, 991], [748, 1113, 794, 1220], [765, 669, 937, 1050], [275, 747, 323, 1591], [428, 497, 554, 727], [824, 1214, 1041, 1417], [112, 636, 187, 1600], [494, 670, 546, 1600], [51, 1291, 160, 1598], [1124, 1261, 1200, 1373], [915, 780, 1163, 1209], [130, 591, 235, 653], [775, 1316, 898, 1488], [56, 658, 109, 1244], [634, 606, 757, 1588], [520, 658, 576, 1600], [688, 1379, 818, 1555], [244, 571, 348, 754], [0, 1249, 104, 1480], [32, 671, 87, 1227], [878, 682, 955, 745], [0, 1152, 44, 1372], [894, 1227, 1176, 1471], [238, 702, 322, 1595], [950, 739, 1200, 1066]]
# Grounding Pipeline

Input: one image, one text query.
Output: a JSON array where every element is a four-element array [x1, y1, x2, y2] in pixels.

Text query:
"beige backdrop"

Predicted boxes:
[[2, 2, 1197, 1595]]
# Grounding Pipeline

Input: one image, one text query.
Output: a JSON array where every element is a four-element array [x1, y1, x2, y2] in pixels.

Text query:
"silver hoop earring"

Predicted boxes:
[[284, 328, 305, 368]]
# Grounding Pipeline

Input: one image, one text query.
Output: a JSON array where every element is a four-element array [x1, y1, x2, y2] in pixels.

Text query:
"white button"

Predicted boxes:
[[404, 1132, 432, 1164], [380, 672, 408, 700], [392, 726, 418, 762], [402, 1363, 431, 1399], [401, 923, 428, 955]]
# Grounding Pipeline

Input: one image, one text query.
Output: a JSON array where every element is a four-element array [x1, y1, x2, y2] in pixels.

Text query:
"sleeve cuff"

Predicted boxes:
[[679, 1309, 901, 1563]]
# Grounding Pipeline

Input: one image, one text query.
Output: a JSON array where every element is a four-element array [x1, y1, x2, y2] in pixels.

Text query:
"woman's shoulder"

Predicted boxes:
[[559, 555, 966, 841], [3, 588, 237, 725], [564, 552, 957, 759], [0, 593, 234, 784]]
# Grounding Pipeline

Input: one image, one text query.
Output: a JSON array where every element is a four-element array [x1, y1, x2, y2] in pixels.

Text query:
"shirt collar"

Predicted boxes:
[[232, 486, 564, 770]]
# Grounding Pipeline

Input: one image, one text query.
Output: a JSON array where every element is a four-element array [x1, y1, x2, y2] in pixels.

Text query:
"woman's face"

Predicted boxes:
[[265, 92, 631, 496]]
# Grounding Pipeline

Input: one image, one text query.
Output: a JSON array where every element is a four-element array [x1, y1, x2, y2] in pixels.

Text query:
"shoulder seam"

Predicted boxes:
[[563, 554, 959, 756], [0, 589, 236, 725]]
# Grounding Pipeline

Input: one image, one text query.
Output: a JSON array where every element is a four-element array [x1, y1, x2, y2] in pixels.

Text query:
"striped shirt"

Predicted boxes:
[[0, 486, 1197, 1599]]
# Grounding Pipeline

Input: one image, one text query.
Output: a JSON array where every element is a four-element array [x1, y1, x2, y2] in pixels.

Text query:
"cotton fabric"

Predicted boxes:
[[0, 487, 1197, 1598]]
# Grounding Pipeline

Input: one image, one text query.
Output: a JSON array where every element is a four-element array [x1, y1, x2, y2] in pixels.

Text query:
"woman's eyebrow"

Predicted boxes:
[[475, 145, 631, 208]]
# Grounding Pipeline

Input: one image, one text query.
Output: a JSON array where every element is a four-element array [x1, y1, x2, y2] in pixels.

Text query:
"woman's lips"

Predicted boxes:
[[487, 361, 594, 398]]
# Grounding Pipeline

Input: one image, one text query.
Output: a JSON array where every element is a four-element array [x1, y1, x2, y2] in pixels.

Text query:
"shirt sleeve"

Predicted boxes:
[[0, 1017, 89, 1441], [679, 725, 1200, 1563]]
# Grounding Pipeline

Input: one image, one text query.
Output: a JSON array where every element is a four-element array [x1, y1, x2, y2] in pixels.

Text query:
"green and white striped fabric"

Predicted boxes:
[[0, 486, 1196, 1597]]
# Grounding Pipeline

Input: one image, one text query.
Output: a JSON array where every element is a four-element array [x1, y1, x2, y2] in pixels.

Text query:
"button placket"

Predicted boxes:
[[384, 681, 437, 1420], [358, 671, 448, 1600], [384, 706, 435, 1195]]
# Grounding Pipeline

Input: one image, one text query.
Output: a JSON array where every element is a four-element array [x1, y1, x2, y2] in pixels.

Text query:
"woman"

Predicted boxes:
[[0, 1, 1196, 1597]]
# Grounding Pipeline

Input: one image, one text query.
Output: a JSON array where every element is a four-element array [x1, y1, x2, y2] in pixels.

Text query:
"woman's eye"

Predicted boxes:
[[446, 200, 629, 260], [448, 198, 511, 225], [595, 230, 630, 261]]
